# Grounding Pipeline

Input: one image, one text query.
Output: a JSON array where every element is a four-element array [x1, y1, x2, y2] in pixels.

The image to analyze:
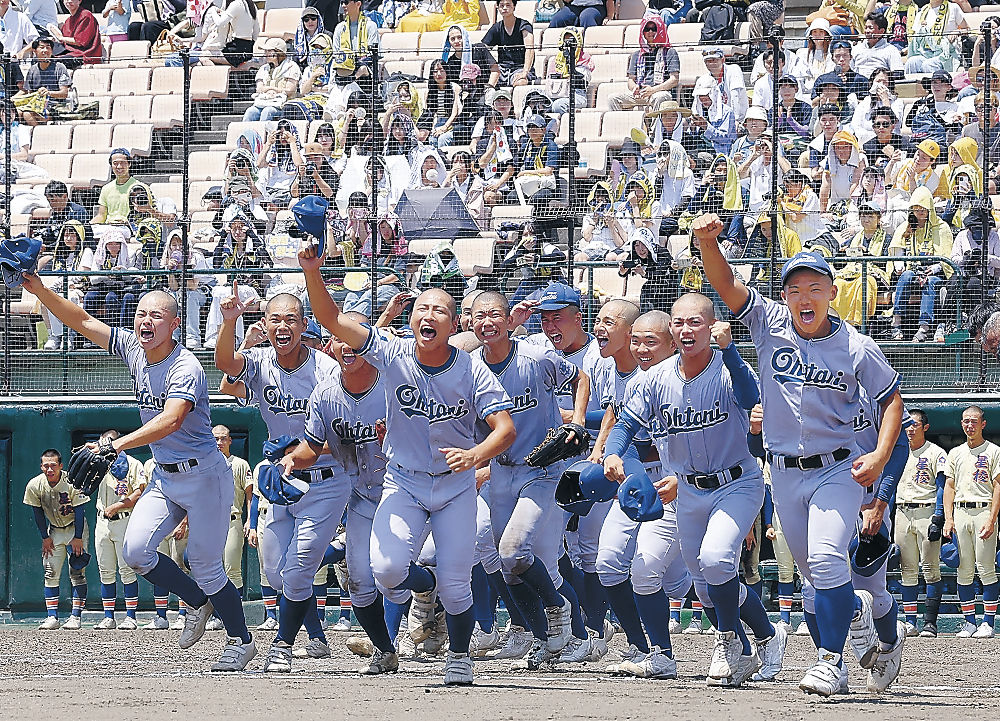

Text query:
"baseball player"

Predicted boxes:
[[214, 285, 341, 671], [94, 430, 146, 630], [469, 290, 583, 668], [696, 215, 903, 697], [895, 409, 947, 637], [300, 244, 516, 686], [514, 282, 614, 661], [604, 295, 783, 686], [204, 425, 253, 632], [22, 274, 255, 671], [24, 448, 89, 630], [247, 461, 279, 630], [943, 405, 1000, 639]]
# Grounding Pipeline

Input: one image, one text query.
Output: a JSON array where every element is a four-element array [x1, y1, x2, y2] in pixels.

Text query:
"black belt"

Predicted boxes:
[[898, 502, 934, 510], [161, 458, 199, 473], [767, 448, 851, 471], [291, 468, 335, 483], [685, 464, 743, 490], [958, 501, 990, 509], [106, 511, 130, 520]]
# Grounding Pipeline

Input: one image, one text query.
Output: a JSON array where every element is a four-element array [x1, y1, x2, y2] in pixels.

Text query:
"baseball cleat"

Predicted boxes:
[[39, 616, 60, 630], [171, 615, 186, 630], [205, 617, 226, 632], [488, 625, 532, 660], [919, 622, 937, 638], [470, 626, 500, 657], [255, 616, 279, 631], [178, 600, 214, 649], [347, 635, 375, 657], [264, 642, 293, 673], [408, 568, 439, 644], [443, 651, 474, 686], [211, 637, 257, 672], [544, 600, 573, 653], [799, 651, 844, 697], [422, 609, 449, 656], [836, 662, 850, 694], [775, 620, 792, 633], [707, 649, 760, 688], [606, 644, 647, 675], [956, 621, 977, 638], [119, 617, 138, 630], [752, 623, 787, 681], [867, 621, 905, 693], [95, 617, 117, 630], [669, 618, 682, 634], [587, 620, 614, 661], [144, 616, 169, 630], [396, 628, 417, 658], [795, 621, 810, 636], [558, 635, 593, 663], [903, 622, 919, 638], [620, 646, 677, 679], [973, 622, 996, 639], [522, 637, 557, 670], [361, 649, 399, 675], [333, 617, 353, 632], [708, 630, 742, 680], [848, 591, 879, 668], [683, 619, 703, 635], [62, 616, 81, 630], [292, 638, 332, 658]]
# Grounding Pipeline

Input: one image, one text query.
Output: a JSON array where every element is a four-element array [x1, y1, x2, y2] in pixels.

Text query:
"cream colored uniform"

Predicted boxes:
[[23, 472, 90, 587], [946, 441, 1000, 586], [895, 440, 948, 586], [95, 455, 146, 585], [222, 454, 252, 589], [147, 458, 188, 567]]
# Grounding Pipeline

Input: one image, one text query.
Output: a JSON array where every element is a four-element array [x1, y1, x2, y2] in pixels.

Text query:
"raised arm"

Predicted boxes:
[[21, 271, 111, 349], [298, 245, 370, 349], [692, 213, 750, 314], [214, 279, 249, 377]]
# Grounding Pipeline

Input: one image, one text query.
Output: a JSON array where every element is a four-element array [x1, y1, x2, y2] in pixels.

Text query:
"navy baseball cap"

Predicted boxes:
[[68, 549, 91, 571], [780, 251, 834, 285], [617, 470, 664, 522], [303, 318, 322, 340], [537, 282, 581, 311]]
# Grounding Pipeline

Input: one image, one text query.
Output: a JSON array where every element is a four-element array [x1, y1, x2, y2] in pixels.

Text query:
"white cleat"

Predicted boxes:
[[333, 617, 353, 632], [469, 626, 500, 657], [95, 617, 117, 630], [255, 616, 279, 631], [587, 620, 614, 661], [522, 637, 557, 670], [292, 638, 332, 658], [606, 644, 647, 675], [708, 630, 743, 680], [799, 650, 843, 697], [558, 635, 593, 663], [118, 616, 138, 630], [205, 617, 226, 632], [408, 568, 439, 644], [62, 615, 81, 630], [487, 625, 532, 660], [39, 616, 60, 630], [347, 635, 375, 657], [795, 620, 811, 636], [669, 618, 682, 634], [544, 600, 573, 653], [144, 616, 169, 630], [973, 621, 996, 639], [264, 642, 293, 673], [956, 621, 978, 638], [775, 620, 792, 633], [171, 615, 186, 630], [361, 649, 399, 675], [752, 623, 787, 681], [849, 591, 879, 669], [179, 601, 214, 649], [707, 649, 761, 688], [396, 629, 417, 658], [683, 618, 703, 635], [903, 622, 919, 638], [443, 651, 474, 686], [620, 646, 677, 679], [867, 621, 905, 693], [212, 637, 257, 672]]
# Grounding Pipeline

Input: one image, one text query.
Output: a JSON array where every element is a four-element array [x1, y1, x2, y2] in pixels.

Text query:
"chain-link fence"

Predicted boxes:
[[2, 16, 1000, 396]]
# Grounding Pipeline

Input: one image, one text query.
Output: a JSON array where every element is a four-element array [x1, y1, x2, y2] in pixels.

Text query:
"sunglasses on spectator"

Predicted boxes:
[[873, 121, 891, 127], [643, 26, 657, 33]]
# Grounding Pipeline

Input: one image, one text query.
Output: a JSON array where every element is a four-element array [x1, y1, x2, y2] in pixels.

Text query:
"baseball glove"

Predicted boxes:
[[66, 439, 118, 496], [927, 513, 945, 542], [524, 423, 590, 467]]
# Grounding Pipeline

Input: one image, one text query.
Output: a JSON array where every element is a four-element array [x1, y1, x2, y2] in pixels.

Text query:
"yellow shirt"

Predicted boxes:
[[897, 440, 947, 505], [946, 440, 1000, 504], [228, 455, 252, 516], [96, 455, 146, 513], [23, 472, 89, 528]]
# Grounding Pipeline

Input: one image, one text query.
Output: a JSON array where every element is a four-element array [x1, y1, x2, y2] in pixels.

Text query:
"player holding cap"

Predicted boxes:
[[300, 246, 516, 686], [22, 273, 255, 671], [696, 214, 903, 697]]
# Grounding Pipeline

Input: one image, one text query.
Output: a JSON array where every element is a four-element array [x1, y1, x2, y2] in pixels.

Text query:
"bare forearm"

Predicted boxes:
[[944, 481, 956, 523], [115, 408, 190, 453], [592, 406, 616, 456], [287, 440, 322, 471], [214, 316, 245, 376], [873, 392, 903, 467], [571, 371, 589, 427], [31, 279, 110, 348]]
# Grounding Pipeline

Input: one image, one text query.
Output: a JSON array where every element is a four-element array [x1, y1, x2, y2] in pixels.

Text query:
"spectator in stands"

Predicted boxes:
[[852, 13, 904, 80], [164, 0, 225, 65], [511, 114, 559, 243], [577, 181, 627, 268], [127, 0, 183, 42], [803, 103, 842, 179], [874, 0, 914, 51], [616, 172, 660, 234], [832, 201, 890, 326], [546, 27, 592, 116], [689, 154, 742, 231], [647, 98, 687, 144], [332, 88, 375, 161], [221, 175, 268, 231], [905, 0, 968, 73], [243, 37, 300, 122], [257, 120, 301, 207], [48, 0, 100, 65], [471, 88, 516, 152], [443, 150, 487, 226], [739, 135, 791, 213], [312, 122, 336, 160], [697, 48, 748, 121], [306, 0, 340, 32], [781, 167, 830, 250], [409, 146, 447, 189], [795, 18, 835, 93], [102, 0, 133, 44], [548, 0, 612, 30], [654, 140, 693, 237], [940, 162, 980, 232], [731, 107, 766, 165], [419, 59, 463, 147], [820, 130, 866, 212], [476, 110, 516, 208], [483, 0, 535, 87], [23, 0, 57, 37], [293, 6, 329, 66], [331, 0, 376, 86], [225, 147, 267, 203], [162, 229, 211, 348], [443, 25, 499, 144], [292, 142, 338, 200], [962, 94, 1000, 175], [36, 218, 90, 349], [127, 182, 177, 233], [609, 16, 678, 111], [851, 70, 904, 145], [947, 205, 1000, 333], [751, 49, 788, 113], [93, 149, 139, 225], [747, 1, 785, 55], [888, 186, 954, 341], [808, 76, 851, 133], [769, 75, 811, 140], [904, 70, 960, 131], [41, 181, 89, 241], [383, 112, 419, 160], [204, 215, 270, 348], [82, 225, 138, 327], [286, 34, 335, 120], [0, 0, 38, 59], [815, 40, 867, 101], [16, 37, 70, 126], [212, 0, 259, 68], [688, 76, 737, 157], [860, 107, 911, 173], [805, 0, 860, 39], [619, 226, 673, 314], [888, 139, 944, 196], [343, 211, 406, 315]]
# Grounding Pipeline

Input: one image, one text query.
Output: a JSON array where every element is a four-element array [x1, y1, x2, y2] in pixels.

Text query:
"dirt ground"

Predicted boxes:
[[1, 622, 998, 721]]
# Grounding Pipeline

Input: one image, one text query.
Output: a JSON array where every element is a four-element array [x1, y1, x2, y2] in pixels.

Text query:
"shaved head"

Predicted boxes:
[[141, 290, 178, 318], [416, 288, 457, 319], [672, 293, 716, 320], [633, 310, 671, 333], [472, 290, 510, 317], [265, 293, 305, 318], [602, 299, 641, 325]]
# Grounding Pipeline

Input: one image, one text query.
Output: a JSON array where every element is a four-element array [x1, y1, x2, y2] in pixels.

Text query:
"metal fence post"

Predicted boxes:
[[180, 48, 191, 346], [563, 34, 577, 283], [369, 40, 380, 313], [980, 22, 994, 386], [3, 53, 11, 390], [769, 32, 780, 299]]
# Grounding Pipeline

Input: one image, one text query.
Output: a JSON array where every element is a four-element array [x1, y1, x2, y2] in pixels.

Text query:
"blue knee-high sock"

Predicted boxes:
[[687, 587, 703, 621], [750, 580, 763, 600], [706, 578, 746, 651], [777, 581, 793, 624], [101, 583, 117, 618], [984, 582, 999, 626], [874, 601, 900, 649], [486, 570, 526, 629], [302, 595, 327, 643], [558, 580, 587, 639], [518, 558, 563, 608], [209, 580, 251, 644], [958, 583, 977, 624], [633, 590, 671, 654], [354, 595, 394, 653], [739, 583, 775, 641], [44, 586, 59, 618], [604, 580, 648, 652], [471, 564, 495, 633], [804, 610, 821, 647], [312, 583, 327, 621], [392, 562, 434, 593], [141, 553, 208, 609], [384, 598, 409, 643], [445, 607, 476, 654], [581, 571, 609, 634], [340, 588, 352, 621], [71, 584, 87, 617], [814, 582, 855, 663], [153, 586, 169, 618], [506, 580, 549, 640], [901, 585, 918, 625], [123, 581, 139, 618], [261, 585, 278, 620], [559, 553, 586, 613], [276, 595, 311, 646]]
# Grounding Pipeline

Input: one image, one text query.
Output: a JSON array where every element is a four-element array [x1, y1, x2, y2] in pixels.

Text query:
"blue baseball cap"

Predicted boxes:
[[617, 472, 664, 522], [780, 251, 834, 286], [537, 282, 581, 311], [68, 549, 91, 571], [556, 460, 617, 516], [303, 318, 322, 340]]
